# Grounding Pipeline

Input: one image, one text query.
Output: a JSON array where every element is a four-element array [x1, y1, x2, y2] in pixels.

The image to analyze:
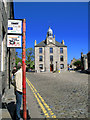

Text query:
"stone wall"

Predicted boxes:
[[0, 1, 8, 96], [0, 1, 15, 98]]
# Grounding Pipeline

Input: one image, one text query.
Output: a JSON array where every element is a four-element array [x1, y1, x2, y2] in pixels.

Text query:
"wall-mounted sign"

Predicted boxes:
[[8, 20, 22, 34], [7, 35, 22, 48]]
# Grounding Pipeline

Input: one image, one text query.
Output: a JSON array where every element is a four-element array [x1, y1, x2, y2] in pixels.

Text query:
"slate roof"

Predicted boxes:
[[55, 41, 67, 47], [35, 40, 67, 47], [35, 40, 46, 47]]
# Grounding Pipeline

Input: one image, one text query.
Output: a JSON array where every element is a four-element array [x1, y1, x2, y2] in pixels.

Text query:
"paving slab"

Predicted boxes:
[[2, 84, 30, 120]]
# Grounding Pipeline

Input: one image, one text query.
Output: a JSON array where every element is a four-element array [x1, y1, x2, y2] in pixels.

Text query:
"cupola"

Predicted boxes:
[[47, 26, 53, 38]]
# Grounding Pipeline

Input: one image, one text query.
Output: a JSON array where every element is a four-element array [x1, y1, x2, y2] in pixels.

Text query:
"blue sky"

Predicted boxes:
[[14, 2, 88, 64]]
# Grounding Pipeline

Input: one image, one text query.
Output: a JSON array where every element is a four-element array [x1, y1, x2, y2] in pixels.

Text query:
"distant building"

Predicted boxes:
[[35, 27, 67, 72], [70, 58, 81, 69], [70, 58, 77, 69], [81, 52, 88, 70], [87, 52, 90, 70]]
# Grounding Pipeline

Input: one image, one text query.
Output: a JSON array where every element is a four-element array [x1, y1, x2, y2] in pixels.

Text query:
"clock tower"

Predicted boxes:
[[35, 26, 67, 73], [46, 26, 55, 45]]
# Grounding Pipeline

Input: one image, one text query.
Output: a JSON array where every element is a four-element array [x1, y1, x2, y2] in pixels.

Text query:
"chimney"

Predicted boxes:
[[35, 40, 37, 46], [62, 40, 64, 45]]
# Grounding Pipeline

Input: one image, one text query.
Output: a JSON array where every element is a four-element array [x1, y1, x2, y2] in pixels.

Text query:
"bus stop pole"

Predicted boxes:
[[22, 19, 27, 120]]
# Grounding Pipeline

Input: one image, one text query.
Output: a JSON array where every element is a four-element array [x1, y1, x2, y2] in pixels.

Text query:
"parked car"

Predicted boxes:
[[28, 69, 32, 72], [86, 69, 90, 74], [70, 68, 74, 70]]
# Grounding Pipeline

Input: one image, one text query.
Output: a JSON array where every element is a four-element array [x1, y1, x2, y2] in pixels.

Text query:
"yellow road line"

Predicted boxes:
[[26, 78, 50, 118], [27, 79, 56, 118], [26, 78, 56, 118]]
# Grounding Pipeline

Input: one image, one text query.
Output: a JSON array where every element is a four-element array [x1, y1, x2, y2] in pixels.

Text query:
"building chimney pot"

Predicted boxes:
[[35, 40, 37, 46]]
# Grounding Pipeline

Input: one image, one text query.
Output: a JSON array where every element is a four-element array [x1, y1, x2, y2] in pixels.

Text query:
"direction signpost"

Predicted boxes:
[[7, 19, 27, 120]]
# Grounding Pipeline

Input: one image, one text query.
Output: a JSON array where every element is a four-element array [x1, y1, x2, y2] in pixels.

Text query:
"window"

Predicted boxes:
[[50, 48, 53, 53], [39, 48, 42, 53], [39, 56, 43, 61], [60, 64, 64, 69], [60, 48, 63, 53], [60, 56, 63, 61], [49, 33, 52, 36], [39, 64, 43, 69], [50, 55, 53, 61]]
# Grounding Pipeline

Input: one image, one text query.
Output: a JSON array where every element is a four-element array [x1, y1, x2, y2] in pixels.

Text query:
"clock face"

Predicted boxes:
[[49, 39, 52, 42]]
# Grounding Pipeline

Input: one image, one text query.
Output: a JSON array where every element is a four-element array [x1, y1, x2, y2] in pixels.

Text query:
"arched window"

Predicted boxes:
[[60, 64, 64, 69], [39, 64, 43, 69], [49, 33, 52, 36]]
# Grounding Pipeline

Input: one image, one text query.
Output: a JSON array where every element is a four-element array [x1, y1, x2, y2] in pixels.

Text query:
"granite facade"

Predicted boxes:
[[35, 27, 67, 73], [0, 1, 15, 98]]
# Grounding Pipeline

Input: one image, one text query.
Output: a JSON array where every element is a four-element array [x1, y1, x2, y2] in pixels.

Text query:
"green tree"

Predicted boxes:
[[26, 48, 35, 69], [15, 52, 22, 66], [73, 60, 81, 69], [15, 48, 35, 69]]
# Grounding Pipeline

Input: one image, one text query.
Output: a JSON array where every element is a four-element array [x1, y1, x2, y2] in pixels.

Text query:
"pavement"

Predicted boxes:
[[1, 84, 31, 120]]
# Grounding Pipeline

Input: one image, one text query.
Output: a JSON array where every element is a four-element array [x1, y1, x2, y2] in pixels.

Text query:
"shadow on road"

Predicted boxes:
[[75, 70, 89, 74], [20, 110, 31, 120]]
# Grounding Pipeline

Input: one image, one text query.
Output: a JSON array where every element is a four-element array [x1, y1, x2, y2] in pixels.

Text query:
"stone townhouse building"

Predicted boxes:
[[81, 52, 88, 71], [35, 27, 67, 72], [0, 0, 15, 103]]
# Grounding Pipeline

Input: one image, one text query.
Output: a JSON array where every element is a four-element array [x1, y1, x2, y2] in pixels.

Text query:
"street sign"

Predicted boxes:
[[8, 20, 22, 34], [7, 35, 22, 48]]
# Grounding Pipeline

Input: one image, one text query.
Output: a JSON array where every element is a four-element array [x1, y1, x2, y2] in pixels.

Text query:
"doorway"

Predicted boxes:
[[50, 64, 53, 71]]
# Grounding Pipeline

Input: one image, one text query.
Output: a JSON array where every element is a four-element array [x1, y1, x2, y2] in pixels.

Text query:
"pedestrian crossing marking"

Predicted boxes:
[[26, 78, 56, 118]]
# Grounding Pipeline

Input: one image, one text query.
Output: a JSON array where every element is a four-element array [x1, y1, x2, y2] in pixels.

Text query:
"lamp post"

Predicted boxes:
[[56, 61, 57, 71]]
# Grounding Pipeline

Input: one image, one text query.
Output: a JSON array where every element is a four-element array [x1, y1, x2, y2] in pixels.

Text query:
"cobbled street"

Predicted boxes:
[[26, 71, 88, 118]]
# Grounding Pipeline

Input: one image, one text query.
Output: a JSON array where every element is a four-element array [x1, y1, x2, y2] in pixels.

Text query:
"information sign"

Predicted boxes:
[[8, 20, 22, 34], [7, 35, 22, 48]]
